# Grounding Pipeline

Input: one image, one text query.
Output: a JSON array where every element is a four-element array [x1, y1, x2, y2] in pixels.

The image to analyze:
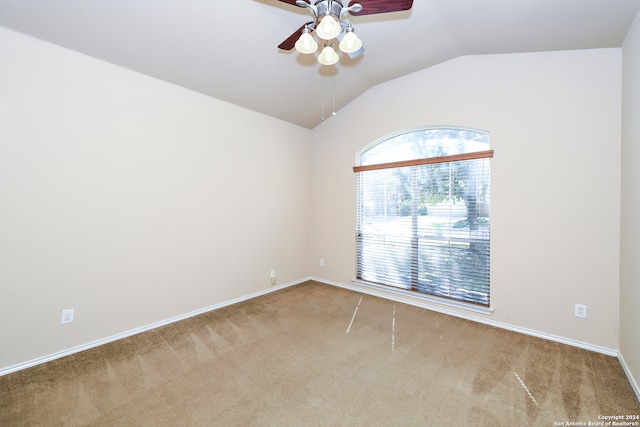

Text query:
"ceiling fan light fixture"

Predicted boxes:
[[315, 14, 341, 40], [338, 26, 362, 53], [295, 29, 318, 54], [277, 0, 414, 68], [318, 43, 339, 65]]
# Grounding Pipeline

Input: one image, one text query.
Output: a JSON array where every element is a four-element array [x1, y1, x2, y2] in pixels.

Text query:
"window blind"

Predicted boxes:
[[356, 155, 491, 306]]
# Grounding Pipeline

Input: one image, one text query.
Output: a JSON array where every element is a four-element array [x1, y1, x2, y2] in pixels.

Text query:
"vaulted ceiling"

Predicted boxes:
[[1, 0, 639, 129]]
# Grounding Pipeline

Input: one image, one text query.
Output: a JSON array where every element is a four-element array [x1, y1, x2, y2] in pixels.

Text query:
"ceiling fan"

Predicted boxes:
[[276, 0, 413, 65]]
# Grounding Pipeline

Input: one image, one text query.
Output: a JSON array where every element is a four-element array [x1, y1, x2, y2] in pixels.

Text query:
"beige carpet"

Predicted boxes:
[[1, 281, 638, 426]]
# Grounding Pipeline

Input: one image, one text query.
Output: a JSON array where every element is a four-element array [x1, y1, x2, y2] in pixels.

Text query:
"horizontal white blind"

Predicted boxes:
[[356, 157, 491, 306]]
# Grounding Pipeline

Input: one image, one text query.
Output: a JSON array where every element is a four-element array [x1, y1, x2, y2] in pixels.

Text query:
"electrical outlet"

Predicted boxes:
[[574, 304, 587, 319], [270, 270, 276, 285], [320, 258, 324, 267], [61, 308, 74, 324]]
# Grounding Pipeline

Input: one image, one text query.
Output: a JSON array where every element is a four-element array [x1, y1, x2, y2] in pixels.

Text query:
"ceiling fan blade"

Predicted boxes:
[[276, 0, 308, 5], [278, 21, 314, 51], [348, 0, 413, 16]]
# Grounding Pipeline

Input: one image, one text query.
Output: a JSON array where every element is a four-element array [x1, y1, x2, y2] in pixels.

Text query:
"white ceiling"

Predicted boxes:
[[1, 0, 639, 129]]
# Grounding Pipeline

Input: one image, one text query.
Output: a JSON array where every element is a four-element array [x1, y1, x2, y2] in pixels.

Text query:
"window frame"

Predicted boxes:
[[353, 127, 494, 314]]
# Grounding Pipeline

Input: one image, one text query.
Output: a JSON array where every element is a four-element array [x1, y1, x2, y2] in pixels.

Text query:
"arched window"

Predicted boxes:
[[353, 127, 493, 307]]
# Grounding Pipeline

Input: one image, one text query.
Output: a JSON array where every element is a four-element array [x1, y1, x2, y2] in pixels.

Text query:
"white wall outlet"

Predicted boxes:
[[270, 270, 276, 285], [320, 258, 324, 267], [61, 308, 74, 324], [574, 303, 587, 319]]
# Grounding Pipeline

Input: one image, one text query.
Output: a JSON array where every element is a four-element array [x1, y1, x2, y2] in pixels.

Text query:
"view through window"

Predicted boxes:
[[354, 127, 493, 306]]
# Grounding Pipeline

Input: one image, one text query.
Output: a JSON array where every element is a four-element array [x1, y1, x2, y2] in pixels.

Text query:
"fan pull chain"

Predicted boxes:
[[321, 76, 325, 121], [321, 76, 336, 122], [332, 88, 336, 116], [332, 75, 337, 116]]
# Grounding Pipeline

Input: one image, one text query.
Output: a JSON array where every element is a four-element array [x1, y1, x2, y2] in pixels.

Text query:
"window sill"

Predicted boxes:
[[351, 279, 494, 316]]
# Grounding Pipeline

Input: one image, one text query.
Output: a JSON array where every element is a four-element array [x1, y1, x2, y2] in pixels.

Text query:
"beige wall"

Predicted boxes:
[[310, 49, 622, 350], [0, 25, 631, 373], [621, 11, 640, 394], [0, 27, 312, 370]]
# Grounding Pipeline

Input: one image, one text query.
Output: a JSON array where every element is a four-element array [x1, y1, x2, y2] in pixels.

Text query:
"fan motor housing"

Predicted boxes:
[[316, 0, 344, 20]]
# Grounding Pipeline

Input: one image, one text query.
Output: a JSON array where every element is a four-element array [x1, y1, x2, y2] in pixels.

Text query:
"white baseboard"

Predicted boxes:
[[312, 276, 618, 355], [0, 277, 309, 377], [618, 352, 640, 402]]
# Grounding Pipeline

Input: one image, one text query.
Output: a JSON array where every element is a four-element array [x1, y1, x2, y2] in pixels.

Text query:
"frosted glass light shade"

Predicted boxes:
[[295, 32, 318, 54], [315, 15, 341, 40], [318, 45, 339, 65], [339, 31, 362, 53]]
